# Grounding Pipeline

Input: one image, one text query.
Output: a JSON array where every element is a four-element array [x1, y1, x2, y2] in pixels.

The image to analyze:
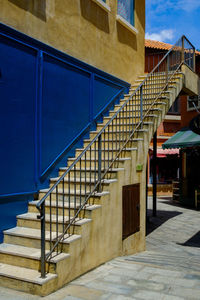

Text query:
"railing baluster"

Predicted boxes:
[[90, 147, 92, 195], [112, 119, 114, 162], [94, 141, 97, 185], [56, 185, 58, 253], [140, 85, 143, 128], [74, 165, 76, 220], [68, 172, 71, 232], [50, 193, 52, 253], [108, 124, 110, 170], [80, 158, 82, 207], [85, 152, 87, 204], [103, 130, 105, 173], [62, 178, 64, 235], [98, 135, 102, 193], [40, 201, 46, 278]]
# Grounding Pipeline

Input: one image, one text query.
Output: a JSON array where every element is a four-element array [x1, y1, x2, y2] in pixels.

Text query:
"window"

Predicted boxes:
[[168, 97, 180, 115], [187, 95, 200, 111], [117, 0, 135, 26]]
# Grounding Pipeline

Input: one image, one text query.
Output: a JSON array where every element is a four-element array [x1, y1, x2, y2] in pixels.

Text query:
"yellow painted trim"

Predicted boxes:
[[116, 14, 138, 35], [92, 0, 111, 12]]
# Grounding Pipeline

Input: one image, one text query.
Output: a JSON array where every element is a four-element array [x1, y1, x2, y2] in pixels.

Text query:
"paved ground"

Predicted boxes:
[[1, 197, 200, 299]]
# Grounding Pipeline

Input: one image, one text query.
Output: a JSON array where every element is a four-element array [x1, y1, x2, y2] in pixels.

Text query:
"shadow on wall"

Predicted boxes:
[[117, 22, 137, 51], [80, 0, 110, 33], [9, 0, 46, 21]]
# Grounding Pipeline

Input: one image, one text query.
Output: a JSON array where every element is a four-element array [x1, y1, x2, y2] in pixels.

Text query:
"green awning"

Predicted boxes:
[[162, 128, 200, 149]]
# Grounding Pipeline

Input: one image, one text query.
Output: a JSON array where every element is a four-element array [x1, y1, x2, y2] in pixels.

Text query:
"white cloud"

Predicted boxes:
[[178, 0, 200, 12], [147, 0, 200, 13], [145, 29, 174, 42]]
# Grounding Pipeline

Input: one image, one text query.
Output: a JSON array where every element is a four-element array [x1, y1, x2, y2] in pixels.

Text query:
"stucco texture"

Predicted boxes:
[[0, 0, 145, 83]]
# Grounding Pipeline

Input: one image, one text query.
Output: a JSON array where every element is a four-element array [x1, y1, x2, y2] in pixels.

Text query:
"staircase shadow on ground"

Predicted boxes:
[[177, 231, 200, 248], [158, 196, 197, 211], [146, 208, 182, 236]]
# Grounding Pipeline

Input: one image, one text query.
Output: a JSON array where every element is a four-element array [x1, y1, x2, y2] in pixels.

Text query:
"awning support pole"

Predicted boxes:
[[153, 131, 157, 217], [146, 160, 148, 235]]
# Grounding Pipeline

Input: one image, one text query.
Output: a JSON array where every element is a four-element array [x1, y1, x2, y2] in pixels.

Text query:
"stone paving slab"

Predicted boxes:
[[0, 197, 199, 299]]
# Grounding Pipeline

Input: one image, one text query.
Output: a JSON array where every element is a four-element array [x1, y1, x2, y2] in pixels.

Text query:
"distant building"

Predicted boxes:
[[145, 39, 200, 206]]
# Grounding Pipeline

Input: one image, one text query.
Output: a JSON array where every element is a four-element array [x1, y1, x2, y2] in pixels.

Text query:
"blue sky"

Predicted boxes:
[[146, 0, 200, 49]]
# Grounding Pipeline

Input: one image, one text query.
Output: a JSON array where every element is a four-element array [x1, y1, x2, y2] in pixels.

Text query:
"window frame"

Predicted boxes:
[[91, 0, 111, 12], [116, 0, 138, 35], [168, 97, 180, 115], [187, 95, 200, 112]]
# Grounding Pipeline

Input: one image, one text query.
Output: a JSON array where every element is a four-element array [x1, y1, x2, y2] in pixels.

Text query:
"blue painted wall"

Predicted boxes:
[[0, 24, 130, 240]]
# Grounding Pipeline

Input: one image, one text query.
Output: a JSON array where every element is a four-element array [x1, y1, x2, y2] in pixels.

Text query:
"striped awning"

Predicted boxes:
[[162, 128, 200, 149]]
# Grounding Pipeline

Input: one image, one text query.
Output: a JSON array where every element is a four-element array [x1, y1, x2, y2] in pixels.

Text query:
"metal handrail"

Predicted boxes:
[[36, 35, 195, 278]]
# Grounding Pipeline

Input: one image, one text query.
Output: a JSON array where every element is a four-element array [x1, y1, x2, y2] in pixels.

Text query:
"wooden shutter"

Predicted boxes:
[[122, 183, 140, 240]]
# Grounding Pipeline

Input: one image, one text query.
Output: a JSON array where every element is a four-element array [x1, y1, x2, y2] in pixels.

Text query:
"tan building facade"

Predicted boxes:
[[0, 0, 145, 83]]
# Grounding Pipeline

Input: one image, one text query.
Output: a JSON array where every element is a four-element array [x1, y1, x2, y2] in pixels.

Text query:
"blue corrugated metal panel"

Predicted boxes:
[[0, 23, 130, 199]]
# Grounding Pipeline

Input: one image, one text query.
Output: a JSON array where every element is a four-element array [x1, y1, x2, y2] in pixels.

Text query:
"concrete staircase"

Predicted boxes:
[[0, 70, 185, 295]]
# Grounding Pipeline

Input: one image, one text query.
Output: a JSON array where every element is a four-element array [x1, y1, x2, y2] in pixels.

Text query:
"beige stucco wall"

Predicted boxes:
[[181, 64, 200, 96], [0, 0, 145, 83]]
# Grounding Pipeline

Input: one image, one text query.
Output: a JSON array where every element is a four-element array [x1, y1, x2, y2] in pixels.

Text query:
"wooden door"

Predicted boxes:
[[122, 183, 140, 240]]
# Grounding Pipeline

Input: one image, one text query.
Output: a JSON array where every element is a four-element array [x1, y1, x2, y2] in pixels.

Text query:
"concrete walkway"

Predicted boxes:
[[0, 197, 200, 299]]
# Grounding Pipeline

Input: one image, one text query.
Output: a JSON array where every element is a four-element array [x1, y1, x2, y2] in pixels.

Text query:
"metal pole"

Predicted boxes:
[[98, 135, 102, 192], [181, 36, 185, 64], [166, 55, 169, 85], [140, 86, 143, 128], [153, 131, 157, 217], [40, 202, 46, 278], [193, 48, 196, 72], [146, 160, 148, 235]]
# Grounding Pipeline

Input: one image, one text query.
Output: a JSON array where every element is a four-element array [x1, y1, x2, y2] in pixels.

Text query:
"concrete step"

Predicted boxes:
[[109, 107, 163, 116], [89, 130, 145, 141], [124, 89, 173, 97], [0, 262, 57, 296], [17, 212, 92, 233], [120, 95, 169, 103], [129, 84, 177, 93], [38, 186, 109, 201], [49, 176, 118, 190], [4, 226, 81, 253], [67, 156, 131, 168], [83, 137, 143, 148], [59, 166, 125, 179], [97, 121, 153, 131], [113, 102, 167, 112], [75, 145, 136, 158], [131, 81, 178, 88], [29, 201, 103, 218], [0, 243, 70, 273], [137, 72, 184, 81]]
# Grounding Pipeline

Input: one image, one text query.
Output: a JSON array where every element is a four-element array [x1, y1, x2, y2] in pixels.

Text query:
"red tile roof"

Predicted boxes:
[[145, 39, 172, 51], [145, 39, 200, 55]]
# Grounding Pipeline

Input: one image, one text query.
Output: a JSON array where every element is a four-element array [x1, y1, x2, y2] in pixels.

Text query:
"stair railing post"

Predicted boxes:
[[166, 55, 169, 86], [152, 131, 157, 217], [40, 202, 46, 278], [193, 47, 196, 72], [98, 135, 102, 193], [140, 85, 143, 128], [181, 36, 185, 64]]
